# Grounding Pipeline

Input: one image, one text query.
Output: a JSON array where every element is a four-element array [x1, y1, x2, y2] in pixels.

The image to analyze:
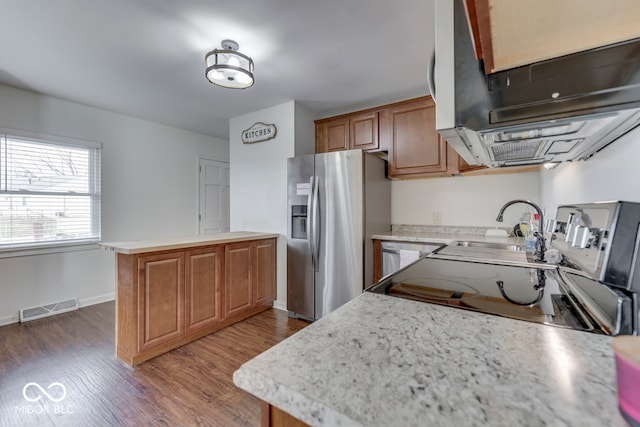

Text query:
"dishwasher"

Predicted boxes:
[[381, 241, 443, 277]]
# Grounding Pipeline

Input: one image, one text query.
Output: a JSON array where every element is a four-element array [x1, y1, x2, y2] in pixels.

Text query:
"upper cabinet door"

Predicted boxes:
[[383, 97, 448, 178], [318, 117, 349, 153], [349, 111, 379, 151], [316, 112, 381, 153], [466, 0, 640, 74]]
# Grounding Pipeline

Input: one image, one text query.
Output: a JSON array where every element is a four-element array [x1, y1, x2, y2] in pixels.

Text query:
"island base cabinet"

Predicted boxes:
[[186, 247, 223, 333], [115, 237, 276, 366], [225, 242, 253, 318], [225, 239, 277, 317], [261, 402, 310, 427], [253, 239, 277, 306], [138, 252, 185, 353]]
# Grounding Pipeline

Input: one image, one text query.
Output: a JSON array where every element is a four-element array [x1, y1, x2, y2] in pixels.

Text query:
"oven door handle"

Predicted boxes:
[[628, 223, 640, 292]]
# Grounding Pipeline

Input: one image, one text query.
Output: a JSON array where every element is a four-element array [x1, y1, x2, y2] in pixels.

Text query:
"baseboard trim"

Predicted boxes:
[[272, 299, 287, 312], [0, 314, 19, 327], [79, 293, 115, 308]]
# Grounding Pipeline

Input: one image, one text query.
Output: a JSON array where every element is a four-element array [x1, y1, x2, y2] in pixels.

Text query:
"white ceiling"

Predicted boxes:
[[0, 0, 434, 140]]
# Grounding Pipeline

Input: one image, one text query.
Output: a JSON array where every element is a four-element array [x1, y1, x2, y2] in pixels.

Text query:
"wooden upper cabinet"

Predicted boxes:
[[457, 154, 486, 174], [316, 112, 381, 153], [383, 97, 449, 178], [465, 0, 640, 74], [350, 111, 379, 151], [317, 117, 349, 153], [314, 96, 488, 178]]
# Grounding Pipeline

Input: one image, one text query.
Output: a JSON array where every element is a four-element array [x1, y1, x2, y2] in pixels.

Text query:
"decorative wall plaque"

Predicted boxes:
[[241, 122, 277, 144]]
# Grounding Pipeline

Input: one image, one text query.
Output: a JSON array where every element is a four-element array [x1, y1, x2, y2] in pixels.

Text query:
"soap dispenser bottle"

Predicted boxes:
[[525, 213, 539, 251], [518, 211, 530, 239]]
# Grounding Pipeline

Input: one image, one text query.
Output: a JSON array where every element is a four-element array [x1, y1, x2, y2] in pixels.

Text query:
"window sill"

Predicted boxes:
[[0, 240, 101, 258]]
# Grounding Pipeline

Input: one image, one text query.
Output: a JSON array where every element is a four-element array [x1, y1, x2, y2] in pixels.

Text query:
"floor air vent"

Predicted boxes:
[[19, 298, 79, 323]]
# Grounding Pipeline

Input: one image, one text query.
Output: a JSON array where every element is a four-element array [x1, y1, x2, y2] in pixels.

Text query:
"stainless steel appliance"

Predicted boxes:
[[546, 201, 640, 334], [287, 149, 390, 320], [369, 257, 602, 331], [432, 0, 640, 168], [368, 201, 640, 336]]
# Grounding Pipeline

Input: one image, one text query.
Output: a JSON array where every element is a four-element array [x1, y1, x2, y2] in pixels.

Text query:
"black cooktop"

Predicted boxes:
[[367, 256, 600, 332]]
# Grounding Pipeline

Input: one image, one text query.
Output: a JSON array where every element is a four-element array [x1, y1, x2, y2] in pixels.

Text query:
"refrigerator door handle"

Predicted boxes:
[[307, 176, 316, 269], [312, 175, 320, 273]]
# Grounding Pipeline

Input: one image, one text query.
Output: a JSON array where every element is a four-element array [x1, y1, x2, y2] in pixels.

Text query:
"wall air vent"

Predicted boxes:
[[19, 298, 79, 323]]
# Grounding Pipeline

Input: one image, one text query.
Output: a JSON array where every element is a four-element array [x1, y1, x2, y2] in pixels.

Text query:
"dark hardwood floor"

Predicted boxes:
[[0, 302, 309, 427]]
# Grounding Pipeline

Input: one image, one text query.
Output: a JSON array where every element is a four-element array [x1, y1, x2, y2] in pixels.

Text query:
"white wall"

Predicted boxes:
[[540, 127, 640, 215], [229, 101, 314, 310], [391, 171, 541, 228], [0, 84, 228, 325], [295, 103, 316, 156]]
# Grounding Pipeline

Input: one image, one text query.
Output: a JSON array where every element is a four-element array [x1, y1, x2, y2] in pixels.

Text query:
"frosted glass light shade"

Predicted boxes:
[[205, 47, 254, 89]]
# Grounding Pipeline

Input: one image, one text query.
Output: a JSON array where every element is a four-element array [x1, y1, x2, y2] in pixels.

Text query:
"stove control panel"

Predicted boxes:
[[548, 201, 640, 293]]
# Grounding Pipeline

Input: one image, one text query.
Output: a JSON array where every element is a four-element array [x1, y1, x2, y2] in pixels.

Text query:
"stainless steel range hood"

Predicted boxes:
[[432, 0, 640, 168]]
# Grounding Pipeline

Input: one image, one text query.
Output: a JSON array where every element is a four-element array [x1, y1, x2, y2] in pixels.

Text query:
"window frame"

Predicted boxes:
[[0, 128, 102, 257]]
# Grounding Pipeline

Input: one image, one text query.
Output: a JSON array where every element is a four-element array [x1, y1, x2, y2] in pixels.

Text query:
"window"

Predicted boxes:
[[0, 132, 101, 252]]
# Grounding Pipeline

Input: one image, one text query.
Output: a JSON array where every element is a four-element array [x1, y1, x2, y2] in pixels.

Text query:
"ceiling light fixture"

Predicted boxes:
[[205, 39, 254, 89]]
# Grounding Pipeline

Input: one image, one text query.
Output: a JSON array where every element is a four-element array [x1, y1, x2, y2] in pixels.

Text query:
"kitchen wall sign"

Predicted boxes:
[[242, 122, 277, 144]]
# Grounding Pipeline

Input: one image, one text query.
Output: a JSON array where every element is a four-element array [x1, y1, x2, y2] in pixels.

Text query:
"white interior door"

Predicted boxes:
[[198, 158, 230, 234]]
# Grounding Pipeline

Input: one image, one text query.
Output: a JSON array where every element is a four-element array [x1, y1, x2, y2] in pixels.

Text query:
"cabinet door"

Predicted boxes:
[[253, 239, 276, 307], [224, 242, 252, 318], [464, 0, 640, 74], [185, 246, 223, 333], [138, 252, 185, 352], [384, 98, 448, 178], [322, 117, 349, 152], [315, 123, 326, 153], [350, 111, 379, 151]]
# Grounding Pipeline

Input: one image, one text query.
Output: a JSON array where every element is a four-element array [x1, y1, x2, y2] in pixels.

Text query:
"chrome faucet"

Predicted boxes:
[[496, 199, 546, 262]]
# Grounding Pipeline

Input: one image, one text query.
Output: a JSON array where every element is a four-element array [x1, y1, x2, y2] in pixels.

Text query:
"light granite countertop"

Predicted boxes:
[[233, 293, 626, 427], [100, 231, 278, 254], [372, 225, 521, 246], [373, 225, 536, 266]]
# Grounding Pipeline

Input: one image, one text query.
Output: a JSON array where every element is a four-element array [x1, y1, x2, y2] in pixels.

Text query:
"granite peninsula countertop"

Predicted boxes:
[[100, 231, 278, 254], [233, 293, 626, 427]]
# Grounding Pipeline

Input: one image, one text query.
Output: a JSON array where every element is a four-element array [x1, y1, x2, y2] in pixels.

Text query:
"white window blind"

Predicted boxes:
[[0, 133, 101, 250]]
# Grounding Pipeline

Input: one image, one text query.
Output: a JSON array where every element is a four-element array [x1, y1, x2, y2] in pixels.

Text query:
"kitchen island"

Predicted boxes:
[[233, 292, 626, 426], [102, 231, 278, 365]]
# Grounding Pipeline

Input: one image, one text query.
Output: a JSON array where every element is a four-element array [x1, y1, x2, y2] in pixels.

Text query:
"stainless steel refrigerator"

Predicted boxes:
[[287, 149, 390, 320]]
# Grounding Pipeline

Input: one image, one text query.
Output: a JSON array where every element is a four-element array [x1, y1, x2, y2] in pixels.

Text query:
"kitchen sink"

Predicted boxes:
[[453, 241, 524, 252]]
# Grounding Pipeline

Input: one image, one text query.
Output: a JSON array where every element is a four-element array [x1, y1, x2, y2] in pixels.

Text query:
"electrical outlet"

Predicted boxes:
[[433, 211, 442, 225]]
